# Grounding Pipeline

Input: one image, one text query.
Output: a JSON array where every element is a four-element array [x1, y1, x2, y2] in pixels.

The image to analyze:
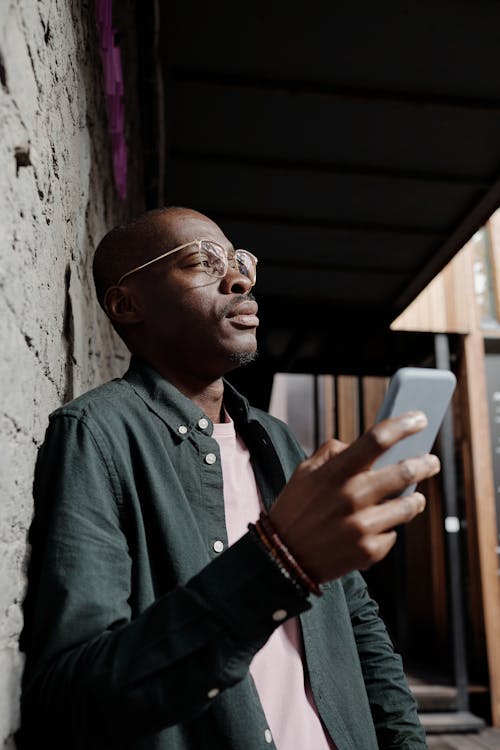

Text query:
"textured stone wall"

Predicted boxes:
[[0, 1, 144, 745]]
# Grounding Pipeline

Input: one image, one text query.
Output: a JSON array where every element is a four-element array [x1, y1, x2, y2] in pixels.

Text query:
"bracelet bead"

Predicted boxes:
[[247, 522, 308, 597], [251, 512, 322, 597]]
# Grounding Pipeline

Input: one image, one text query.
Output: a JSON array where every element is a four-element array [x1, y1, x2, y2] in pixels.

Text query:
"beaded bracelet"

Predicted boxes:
[[253, 511, 322, 597], [248, 522, 308, 598]]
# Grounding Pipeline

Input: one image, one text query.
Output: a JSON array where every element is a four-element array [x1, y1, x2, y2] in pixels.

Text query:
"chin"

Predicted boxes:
[[228, 350, 258, 367]]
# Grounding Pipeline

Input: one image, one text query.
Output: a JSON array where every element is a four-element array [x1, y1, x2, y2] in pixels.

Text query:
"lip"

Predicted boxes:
[[226, 300, 259, 328]]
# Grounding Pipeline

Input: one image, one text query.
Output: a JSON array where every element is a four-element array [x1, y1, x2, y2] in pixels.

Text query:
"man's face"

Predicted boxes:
[[128, 212, 259, 379]]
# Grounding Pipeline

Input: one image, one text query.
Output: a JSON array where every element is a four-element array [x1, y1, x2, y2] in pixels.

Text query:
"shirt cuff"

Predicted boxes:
[[186, 530, 312, 646]]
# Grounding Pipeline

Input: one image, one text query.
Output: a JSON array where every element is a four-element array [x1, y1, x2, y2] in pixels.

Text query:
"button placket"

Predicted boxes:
[[198, 434, 228, 558]]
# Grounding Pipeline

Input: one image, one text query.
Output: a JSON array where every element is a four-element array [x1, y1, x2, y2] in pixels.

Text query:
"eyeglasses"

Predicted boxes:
[[116, 238, 258, 287]]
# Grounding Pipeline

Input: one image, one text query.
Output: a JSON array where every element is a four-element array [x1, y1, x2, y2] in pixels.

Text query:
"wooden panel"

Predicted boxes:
[[320, 375, 335, 443], [426, 475, 448, 645], [392, 239, 478, 333], [362, 376, 388, 429], [336, 376, 360, 444], [488, 208, 500, 320], [456, 358, 487, 671], [460, 332, 500, 727], [403, 473, 447, 652], [427, 728, 500, 748]]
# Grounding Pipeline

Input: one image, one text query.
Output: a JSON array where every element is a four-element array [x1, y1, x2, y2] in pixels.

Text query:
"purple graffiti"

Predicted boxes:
[[95, 0, 127, 199]]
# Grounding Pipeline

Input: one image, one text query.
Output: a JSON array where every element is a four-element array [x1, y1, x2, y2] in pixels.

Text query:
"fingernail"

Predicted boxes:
[[403, 411, 427, 428], [427, 454, 440, 471]]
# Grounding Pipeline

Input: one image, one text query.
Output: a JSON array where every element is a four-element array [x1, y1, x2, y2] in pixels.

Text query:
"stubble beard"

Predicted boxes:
[[228, 349, 258, 367]]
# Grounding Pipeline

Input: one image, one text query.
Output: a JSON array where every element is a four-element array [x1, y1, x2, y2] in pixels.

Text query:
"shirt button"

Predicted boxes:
[[205, 453, 217, 465], [207, 687, 220, 699], [272, 609, 288, 622], [198, 417, 209, 429], [213, 540, 224, 553], [178, 425, 188, 435], [264, 728, 273, 743]]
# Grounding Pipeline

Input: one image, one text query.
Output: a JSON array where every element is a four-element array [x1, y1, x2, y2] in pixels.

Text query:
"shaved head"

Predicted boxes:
[[92, 205, 258, 376], [92, 206, 212, 309]]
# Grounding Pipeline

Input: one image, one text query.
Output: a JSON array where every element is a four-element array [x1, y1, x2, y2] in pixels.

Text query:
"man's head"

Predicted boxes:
[[93, 207, 259, 381]]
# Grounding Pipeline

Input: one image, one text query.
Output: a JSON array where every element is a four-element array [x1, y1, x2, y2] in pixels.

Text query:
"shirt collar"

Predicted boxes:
[[123, 355, 252, 440]]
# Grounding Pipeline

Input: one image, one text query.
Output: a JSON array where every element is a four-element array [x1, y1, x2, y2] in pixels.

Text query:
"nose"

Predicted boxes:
[[218, 262, 254, 295]]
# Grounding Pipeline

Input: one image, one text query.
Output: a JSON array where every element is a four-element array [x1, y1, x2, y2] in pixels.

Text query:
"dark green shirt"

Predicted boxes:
[[19, 357, 426, 749]]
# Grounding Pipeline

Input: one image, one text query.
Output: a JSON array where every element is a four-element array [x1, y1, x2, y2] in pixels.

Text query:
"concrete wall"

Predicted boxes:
[[0, 1, 144, 745]]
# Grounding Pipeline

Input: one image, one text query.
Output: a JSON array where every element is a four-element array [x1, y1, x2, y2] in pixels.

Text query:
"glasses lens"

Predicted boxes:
[[235, 250, 256, 284], [199, 241, 227, 277]]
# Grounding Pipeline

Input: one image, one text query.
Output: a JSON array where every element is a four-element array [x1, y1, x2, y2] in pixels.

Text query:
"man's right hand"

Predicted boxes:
[[268, 411, 440, 584]]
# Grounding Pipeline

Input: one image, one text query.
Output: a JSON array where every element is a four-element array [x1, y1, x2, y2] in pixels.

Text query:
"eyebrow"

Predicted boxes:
[[176, 248, 200, 262]]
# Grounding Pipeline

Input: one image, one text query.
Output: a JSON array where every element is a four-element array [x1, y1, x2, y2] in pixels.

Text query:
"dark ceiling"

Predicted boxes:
[[138, 1, 500, 382]]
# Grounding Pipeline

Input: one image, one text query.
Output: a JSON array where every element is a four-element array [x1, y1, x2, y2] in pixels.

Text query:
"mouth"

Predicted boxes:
[[225, 300, 259, 329]]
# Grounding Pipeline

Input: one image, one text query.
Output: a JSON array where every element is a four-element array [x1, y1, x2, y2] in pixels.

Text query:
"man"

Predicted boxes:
[[19, 207, 438, 749]]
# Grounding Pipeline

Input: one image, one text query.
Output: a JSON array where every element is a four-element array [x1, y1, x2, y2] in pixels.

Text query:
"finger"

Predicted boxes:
[[344, 454, 440, 509], [304, 438, 348, 473], [317, 411, 428, 480], [352, 492, 427, 538], [357, 531, 398, 570]]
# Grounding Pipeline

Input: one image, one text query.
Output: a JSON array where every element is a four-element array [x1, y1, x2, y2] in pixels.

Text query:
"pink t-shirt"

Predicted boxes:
[[212, 417, 335, 750]]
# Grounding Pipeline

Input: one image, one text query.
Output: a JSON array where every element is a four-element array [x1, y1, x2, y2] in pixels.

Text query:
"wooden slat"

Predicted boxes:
[[487, 209, 500, 321], [391, 239, 477, 333], [427, 729, 500, 749], [362, 376, 388, 428], [336, 376, 360, 443], [421, 712, 485, 734], [320, 375, 335, 442], [460, 331, 500, 727], [426, 474, 448, 645], [474, 728, 500, 748], [427, 735, 483, 749], [456, 354, 487, 672], [403, 481, 447, 654]]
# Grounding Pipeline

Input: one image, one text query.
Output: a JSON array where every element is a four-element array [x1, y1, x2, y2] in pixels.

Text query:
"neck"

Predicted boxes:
[[137, 355, 226, 423]]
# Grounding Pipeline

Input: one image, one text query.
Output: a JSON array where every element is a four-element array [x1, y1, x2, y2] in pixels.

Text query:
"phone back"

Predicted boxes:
[[371, 367, 456, 491]]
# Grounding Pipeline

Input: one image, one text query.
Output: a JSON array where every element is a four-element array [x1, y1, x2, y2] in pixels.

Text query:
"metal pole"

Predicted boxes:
[[434, 333, 469, 712]]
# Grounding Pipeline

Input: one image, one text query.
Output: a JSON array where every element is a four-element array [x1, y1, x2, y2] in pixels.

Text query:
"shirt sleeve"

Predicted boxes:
[[19, 413, 311, 745], [341, 571, 427, 749]]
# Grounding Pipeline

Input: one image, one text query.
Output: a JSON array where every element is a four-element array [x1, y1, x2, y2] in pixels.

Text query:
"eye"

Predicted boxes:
[[235, 252, 254, 279], [198, 252, 212, 268], [237, 261, 250, 278], [181, 251, 208, 269]]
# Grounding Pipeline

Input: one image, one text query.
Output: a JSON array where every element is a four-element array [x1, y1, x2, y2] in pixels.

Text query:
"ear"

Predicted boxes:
[[104, 285, 144, 327]]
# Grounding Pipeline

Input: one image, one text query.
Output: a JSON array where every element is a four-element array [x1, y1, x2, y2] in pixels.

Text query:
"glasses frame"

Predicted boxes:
[[116, 238, 258, 287]]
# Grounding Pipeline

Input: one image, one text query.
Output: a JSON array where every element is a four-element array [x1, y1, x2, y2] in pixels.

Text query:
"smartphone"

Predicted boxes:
[[371, 367, 456, 495]]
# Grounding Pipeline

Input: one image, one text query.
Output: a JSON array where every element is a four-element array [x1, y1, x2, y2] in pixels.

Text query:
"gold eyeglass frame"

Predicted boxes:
[[116, 238, 258, 287]]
